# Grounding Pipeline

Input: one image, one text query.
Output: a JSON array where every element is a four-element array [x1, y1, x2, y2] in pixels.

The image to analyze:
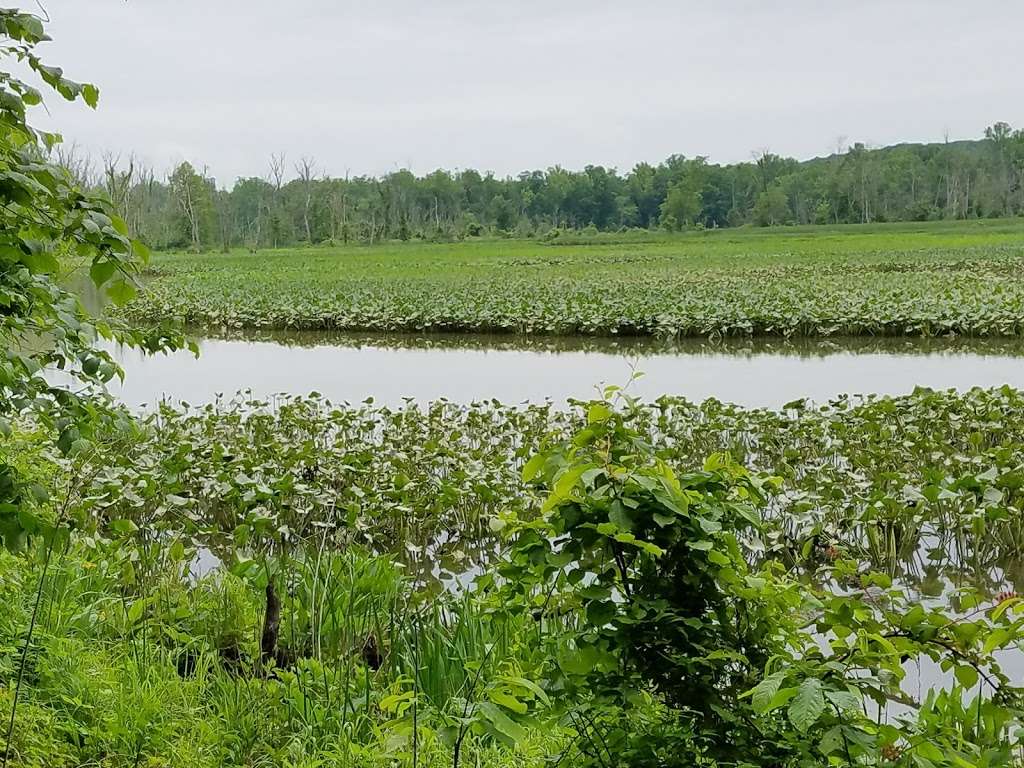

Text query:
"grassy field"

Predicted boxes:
[[121, 219, 1024, 337]]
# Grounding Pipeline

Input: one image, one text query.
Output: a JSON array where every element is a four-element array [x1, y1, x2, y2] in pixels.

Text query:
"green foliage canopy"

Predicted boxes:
[[75, 124, 1024, 251], [0, 8, 189, 551]]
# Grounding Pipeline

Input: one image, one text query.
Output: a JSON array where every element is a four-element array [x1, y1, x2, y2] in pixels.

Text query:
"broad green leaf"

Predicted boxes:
[[788, 678, 825, 733], [953, 665, 978, 690], [478, 701, 528, 745], [127, 599, 146, 624], [499, 676, 550, 706], [824, 689, 861, 713], [587, 402, 612, 424], [521, 453, 545, 482], [489, 690, 528, 715], [90, 259, 117, 288], [746, 670, 786, 713], [106, 278, 137, 306]]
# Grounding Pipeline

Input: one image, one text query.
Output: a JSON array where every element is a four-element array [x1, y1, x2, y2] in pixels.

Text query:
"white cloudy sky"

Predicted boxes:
[[32, 0, 1024, 186]]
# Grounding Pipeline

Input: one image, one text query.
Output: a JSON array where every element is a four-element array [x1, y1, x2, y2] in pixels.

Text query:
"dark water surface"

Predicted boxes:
[[103, 331, 1024, 409]]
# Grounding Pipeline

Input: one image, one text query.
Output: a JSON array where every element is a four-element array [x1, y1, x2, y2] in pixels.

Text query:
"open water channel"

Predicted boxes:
[[104, 331, 1024, 410]]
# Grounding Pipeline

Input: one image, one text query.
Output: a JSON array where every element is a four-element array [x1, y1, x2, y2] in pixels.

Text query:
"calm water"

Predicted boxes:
[[103, 331, 1024, 409]]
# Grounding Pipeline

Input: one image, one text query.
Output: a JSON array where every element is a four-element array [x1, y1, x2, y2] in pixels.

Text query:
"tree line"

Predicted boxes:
[[56, 122, 1024, 250]]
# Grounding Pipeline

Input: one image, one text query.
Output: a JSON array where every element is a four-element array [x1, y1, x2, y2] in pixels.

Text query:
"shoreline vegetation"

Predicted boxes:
[[117, 219, 1024, 339], [146, 328, 1024, 356], [3, 389, 1024, 766]]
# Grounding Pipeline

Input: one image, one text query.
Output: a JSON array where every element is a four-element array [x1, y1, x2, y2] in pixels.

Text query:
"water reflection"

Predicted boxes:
[[103, 332, 1024, 410], [196, 328, 1024, 357]]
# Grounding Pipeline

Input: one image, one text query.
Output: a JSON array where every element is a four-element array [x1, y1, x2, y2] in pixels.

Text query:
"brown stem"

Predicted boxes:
[[260, 581, 281, 669]]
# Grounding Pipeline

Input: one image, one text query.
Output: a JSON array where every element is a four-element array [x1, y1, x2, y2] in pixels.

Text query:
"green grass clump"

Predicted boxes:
[[120, 219, 1024, 338], [0, 547, 561, 768]]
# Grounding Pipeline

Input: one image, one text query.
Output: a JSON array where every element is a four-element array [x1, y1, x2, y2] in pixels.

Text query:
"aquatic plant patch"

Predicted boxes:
[[117, 221, 1024, 338], [3, 387, 1023, 767]]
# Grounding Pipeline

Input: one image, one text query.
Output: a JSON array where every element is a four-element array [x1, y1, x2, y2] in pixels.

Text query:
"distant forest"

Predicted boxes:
[[58, 122, 1024, 250]]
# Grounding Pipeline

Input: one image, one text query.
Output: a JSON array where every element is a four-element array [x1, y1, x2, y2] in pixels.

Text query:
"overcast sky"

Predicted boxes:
[[33, 0, 1024, 187]]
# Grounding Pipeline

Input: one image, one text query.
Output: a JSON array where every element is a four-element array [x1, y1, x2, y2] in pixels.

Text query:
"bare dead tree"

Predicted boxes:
[[266, 153, 287, 248], [214, 188, 234, 252], [101, 151, 136, 226], [326, 170, 350, 243], [52, 141, 96, 188], [295, 155, 317, 243], [132, 161, 157, 239], [269, 152, 286, 191]]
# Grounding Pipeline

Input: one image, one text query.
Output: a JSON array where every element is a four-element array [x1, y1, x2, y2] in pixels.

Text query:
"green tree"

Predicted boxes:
[[488, 194, 517, 231], [985, 121, 1016, 215], [752, 184, 791, 226], [659, 181, 701, 230], [626, 162, 661, 227], [168, 162, 215, 250], [503, 400, 1024, 767], [64, 122, 1024, 244], [753, 149, 792, 192]]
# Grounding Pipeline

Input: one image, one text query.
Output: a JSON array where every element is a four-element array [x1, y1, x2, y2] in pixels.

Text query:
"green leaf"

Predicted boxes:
[[899, 604, 926, 630], [106, 278, 137, 306], [478, 701, 528, 745], [127, 599, 146, 624], [824, 689, 861, 713], [499, 676, 550, 706], [608, 501, 633, 530], [983, 628, 1012, 654], [90, 259, 117, 288], [521, 453, 545, 482], [586, 600, 616, 626], [788, 678, 826, 733], [131, 238, 151, 263], [168, 539, 186, 562], [633, 539, 664, 556], [20, 249, 59, 274], [954, 665, 979, 690], [914, 741, 946, 763], [587, 402, 612, 424], [82, 83, 99, 108], [765, 686, 798, 712], [559, 645, 601, 675], [746, 670, 786, 713], [707, 549, 730, 566], [489, 690, 528, 715], [818, 725, 844, 755], [110, 519, 139, 535]]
